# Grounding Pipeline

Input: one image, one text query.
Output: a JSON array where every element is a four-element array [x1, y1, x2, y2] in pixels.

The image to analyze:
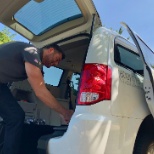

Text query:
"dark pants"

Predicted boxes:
[[0, 83, 25, 154]]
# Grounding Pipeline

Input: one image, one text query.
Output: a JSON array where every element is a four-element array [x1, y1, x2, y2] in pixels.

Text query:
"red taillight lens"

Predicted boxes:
[[77, 64, 112, 105]]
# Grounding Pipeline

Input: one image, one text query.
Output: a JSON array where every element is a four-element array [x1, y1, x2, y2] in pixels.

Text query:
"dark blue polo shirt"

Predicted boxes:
[[0, 41, 43, 83]]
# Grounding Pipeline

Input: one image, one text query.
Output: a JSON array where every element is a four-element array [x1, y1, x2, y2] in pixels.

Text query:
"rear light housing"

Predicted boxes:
[[77, 63, 112, 105]]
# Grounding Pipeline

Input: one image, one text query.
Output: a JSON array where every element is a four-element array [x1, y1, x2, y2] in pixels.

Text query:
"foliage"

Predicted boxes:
[[72, 76, 80, 96], [0, 27, 16, 45], [116, 26, 123, 35]]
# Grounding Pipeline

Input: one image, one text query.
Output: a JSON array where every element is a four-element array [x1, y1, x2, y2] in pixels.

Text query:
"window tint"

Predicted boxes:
[[114, 45, 144, 75], [14, 0, 82, 35], [43, 66, 63, 86]]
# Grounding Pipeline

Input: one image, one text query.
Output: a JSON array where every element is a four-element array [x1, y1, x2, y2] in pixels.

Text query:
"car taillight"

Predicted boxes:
[[77, 63, 112, 105]]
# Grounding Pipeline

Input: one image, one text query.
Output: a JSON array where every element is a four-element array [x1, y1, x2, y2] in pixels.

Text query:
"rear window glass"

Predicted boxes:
[[114, 45, 144, 75], [43, 66, 63, 86], [14, 0, 82, 35]]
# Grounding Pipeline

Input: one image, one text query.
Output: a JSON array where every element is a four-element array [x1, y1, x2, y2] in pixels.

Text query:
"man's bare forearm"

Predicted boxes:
[[25, 62, 69, 117], [35, 87, 67, 116]]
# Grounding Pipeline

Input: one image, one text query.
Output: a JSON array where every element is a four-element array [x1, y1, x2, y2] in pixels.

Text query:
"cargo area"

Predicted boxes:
[[0, 36, 90, 154]]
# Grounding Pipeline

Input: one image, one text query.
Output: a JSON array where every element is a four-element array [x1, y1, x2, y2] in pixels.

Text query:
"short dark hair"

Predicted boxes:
[[42, 44, 65, 60]]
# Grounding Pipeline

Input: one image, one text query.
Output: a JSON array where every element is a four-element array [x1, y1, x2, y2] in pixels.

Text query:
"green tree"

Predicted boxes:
[[116, 26, 129, 40], [0, 27, 16, 45], [116, 26, 123, 35]]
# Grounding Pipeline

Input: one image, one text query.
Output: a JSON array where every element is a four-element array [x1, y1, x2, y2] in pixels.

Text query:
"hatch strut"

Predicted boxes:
[[90, 14, 96, 38]]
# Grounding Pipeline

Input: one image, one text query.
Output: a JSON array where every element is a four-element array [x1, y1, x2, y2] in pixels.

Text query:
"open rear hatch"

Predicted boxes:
[[0, 0, 101, 47]]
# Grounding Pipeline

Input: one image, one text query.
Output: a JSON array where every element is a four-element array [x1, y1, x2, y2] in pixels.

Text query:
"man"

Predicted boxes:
[[0, 41, 74, 154]]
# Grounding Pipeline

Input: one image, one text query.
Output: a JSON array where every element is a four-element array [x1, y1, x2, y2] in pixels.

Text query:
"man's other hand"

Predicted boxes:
[[62, 110, 74, 124]]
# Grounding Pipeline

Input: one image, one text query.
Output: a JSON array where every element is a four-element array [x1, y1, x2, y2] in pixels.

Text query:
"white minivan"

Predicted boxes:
[[0, 0, 154, 154]]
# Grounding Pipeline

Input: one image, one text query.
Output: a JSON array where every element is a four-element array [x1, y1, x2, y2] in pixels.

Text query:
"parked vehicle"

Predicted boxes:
[[0, 0, 154, 153]]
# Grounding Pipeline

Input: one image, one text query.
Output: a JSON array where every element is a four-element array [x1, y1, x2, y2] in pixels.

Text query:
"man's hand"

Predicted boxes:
[[62, 110, 74, 124]]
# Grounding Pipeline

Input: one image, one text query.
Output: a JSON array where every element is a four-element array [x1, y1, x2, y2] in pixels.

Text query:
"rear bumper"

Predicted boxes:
[[47, 112, 143, 154]]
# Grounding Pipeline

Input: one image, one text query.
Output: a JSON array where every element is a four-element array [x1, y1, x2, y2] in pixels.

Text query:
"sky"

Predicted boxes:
[[93, 0, 154, 50]]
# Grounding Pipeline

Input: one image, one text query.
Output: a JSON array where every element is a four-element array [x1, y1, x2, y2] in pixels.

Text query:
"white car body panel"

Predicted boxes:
[[47, 27, 150, 154], [48, 109, 144, 154]]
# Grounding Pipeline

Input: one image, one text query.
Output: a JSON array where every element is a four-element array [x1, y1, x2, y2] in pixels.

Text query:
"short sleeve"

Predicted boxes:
[[22, 46, 42, 69]]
